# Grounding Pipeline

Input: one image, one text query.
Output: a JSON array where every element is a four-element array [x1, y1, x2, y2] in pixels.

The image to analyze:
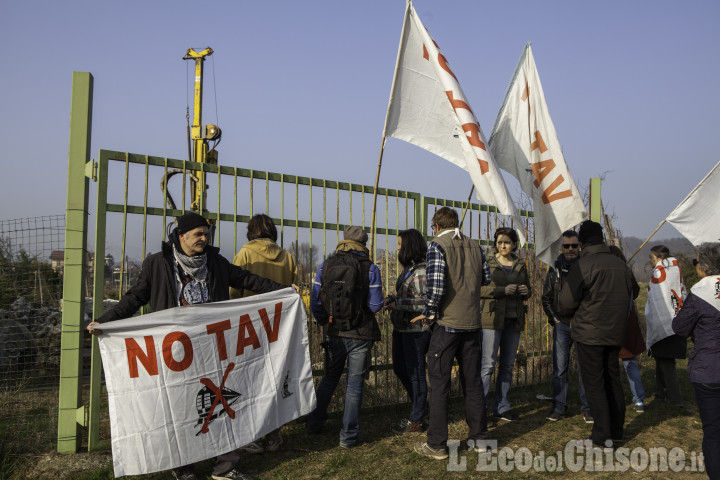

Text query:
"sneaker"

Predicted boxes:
[[462, 436, 491, 452], [413, 441, 449, 460], [172, 466, 197, 480], [211, 468, 255, 480], [392, 418, 426, 434], [265, 434, 284, 452], [546, 411, 565, 422], [339, 440, 362, 449], [583, 412, 594, 424], [237, 441, 264, 454], [494, 411, 518, 422], [634, 403, 645, 413]]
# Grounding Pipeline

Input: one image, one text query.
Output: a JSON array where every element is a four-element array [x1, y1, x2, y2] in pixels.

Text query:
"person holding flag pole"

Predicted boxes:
[[627, 160, 720, 263]]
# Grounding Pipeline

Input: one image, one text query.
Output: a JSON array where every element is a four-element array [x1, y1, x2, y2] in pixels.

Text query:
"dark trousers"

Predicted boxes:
[[575, 343, 625, 445], [392, 329, 431, 424], [426, 326, 487, 450], [655, 357, 683, 405], [693, 382, 720, 480]]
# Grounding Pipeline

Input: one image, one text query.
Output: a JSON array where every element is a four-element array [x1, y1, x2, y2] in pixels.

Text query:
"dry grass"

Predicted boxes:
[[7, 354, 707, 480]]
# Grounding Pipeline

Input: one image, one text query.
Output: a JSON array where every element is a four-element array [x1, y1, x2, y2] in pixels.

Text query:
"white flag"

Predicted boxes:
[[645, 257, 686, 348], [488, 43, 587, 264], [97, 289, 315, 477], [666, 161, 720, 246], [384, 1, 526, 244]]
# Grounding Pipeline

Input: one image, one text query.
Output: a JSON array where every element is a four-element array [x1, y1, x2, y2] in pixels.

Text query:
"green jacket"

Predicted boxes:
[[480, 254, 531, 330]]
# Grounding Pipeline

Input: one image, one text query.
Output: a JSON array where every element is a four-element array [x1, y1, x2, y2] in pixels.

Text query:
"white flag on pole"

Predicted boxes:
[[384, 1, 526, 244], [97, 289, 315, 477], [488, 43, 587, 264], [666, 161, 720, 246]]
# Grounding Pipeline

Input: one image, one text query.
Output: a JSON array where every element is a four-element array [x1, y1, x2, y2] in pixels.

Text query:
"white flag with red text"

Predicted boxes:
[[489, 43, 587, 264], [666, 161, 720, 246], [384, 1, 526, 244], [97, 288, 315, 477]]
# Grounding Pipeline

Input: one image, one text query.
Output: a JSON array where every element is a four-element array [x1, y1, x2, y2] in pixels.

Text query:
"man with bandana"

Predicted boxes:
[[88, 212, 292, 480]]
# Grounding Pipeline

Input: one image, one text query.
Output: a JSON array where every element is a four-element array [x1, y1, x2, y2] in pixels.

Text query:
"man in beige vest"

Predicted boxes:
[[411, 207, 492, 460]]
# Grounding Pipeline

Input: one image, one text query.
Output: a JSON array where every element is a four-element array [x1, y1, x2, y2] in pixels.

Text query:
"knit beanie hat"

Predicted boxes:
[[177, 212, 210, 235], [343, 226, 368, 245], [578, 220, 603, 244]]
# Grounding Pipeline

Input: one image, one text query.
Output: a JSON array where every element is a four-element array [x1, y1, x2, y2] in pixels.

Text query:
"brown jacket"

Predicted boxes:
[[433, 230, 486, 330], [558, 243, 633, 347], [480, 254, 531, 330], [229, 238, 297, 299]]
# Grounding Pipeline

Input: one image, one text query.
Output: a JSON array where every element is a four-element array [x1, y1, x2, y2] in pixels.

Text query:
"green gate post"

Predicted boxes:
[[57, 71, 93, 453], [589, 178, 602, 223]]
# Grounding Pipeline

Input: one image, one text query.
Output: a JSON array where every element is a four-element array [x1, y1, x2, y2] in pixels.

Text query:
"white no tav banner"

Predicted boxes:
[[489, 43, 587, 264], [97, 288, 316, 477]]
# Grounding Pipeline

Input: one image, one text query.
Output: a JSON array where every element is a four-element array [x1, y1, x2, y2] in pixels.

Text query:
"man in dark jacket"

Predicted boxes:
[[558, 220, 632, 448], [542, 230, 591, 423], [89, 212, 290, 480], [307, 226, 383, 448]]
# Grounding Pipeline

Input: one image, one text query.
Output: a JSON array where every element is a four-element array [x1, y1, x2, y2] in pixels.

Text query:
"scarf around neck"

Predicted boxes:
[[336, 239, 369, 256], [172, 243, 209, 305]]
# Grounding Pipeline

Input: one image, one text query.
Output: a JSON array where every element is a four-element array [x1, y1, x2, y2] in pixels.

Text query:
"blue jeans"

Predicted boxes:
[[693, 382, 720, 480], [622, 357, 645, 405], [392, 330, 431, 424], [481, 326, 521, 415], [551, 322, 589, 414], [307, 337, 369, 446]]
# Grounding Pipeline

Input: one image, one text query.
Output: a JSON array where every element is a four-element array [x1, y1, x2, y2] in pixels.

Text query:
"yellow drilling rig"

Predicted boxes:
[[161, 47, 221, 236]]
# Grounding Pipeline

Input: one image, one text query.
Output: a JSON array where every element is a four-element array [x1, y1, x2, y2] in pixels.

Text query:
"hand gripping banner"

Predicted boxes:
[[97, 288, 316, 476]]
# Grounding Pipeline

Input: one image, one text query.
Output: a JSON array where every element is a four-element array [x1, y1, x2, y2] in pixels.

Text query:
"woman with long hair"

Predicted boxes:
[[480, 227, 531, 422], [646, 245, 686, 407], [385, 228, 430, 434]]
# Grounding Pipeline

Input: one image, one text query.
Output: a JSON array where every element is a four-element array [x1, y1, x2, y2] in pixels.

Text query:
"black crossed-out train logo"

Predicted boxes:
[[195, 362, 241, 436]]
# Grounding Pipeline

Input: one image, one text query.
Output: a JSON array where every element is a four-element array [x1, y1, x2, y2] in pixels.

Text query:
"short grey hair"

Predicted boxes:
[[697, 242, 720, 276]]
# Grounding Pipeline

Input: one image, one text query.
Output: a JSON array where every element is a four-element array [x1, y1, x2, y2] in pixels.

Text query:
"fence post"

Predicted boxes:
[[415, 195, 425, 235], [57, 71, 93, 453], [589, 178, 602, 223]]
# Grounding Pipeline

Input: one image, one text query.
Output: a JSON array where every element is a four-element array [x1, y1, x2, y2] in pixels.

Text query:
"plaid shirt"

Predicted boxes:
[[422, 237, 491, 329]]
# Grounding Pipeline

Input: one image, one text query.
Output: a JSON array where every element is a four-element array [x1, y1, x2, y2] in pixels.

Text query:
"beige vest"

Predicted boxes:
[[433, 229, 485, 330]]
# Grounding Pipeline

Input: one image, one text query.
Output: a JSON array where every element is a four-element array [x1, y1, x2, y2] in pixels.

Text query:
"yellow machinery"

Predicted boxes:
[[161, 47, 221, 221]]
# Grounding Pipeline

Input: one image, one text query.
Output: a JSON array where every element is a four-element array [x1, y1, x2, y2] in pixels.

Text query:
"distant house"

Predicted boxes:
[[49, 250, 64, 273], [49, 250, 95, 278]]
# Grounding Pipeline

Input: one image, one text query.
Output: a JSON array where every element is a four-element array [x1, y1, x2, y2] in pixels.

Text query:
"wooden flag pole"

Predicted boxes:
[[369, 137, 387, 259], [370, 0, 411, 259], [627, 220, 666, 264], [459, 184, 475, 228]]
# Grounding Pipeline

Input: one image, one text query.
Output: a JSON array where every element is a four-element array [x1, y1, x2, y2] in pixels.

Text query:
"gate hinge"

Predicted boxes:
[[85, 159, 97, 182], [76, 405, 88, 427]]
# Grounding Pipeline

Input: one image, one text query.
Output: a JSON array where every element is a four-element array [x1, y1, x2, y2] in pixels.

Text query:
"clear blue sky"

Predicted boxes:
[[2, 0, 718, 248]]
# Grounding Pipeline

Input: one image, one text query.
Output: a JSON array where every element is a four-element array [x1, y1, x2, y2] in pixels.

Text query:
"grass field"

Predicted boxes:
[[6, 352, 707, 480]]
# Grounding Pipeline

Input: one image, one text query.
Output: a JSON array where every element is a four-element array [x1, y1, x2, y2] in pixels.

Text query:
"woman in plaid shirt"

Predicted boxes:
[[385, 229, 430, 434]]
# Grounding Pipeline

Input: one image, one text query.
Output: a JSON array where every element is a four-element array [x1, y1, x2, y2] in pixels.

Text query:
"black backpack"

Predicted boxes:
[[319, 251, 370, 331]]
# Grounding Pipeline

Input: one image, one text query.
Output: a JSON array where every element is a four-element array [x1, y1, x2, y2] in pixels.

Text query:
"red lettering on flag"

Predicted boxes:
[[540, 176, 573, 204], [530, 131, 548, 154], [207, 319, 232, 361], [651, 265, 667, 284], [236, 314, 261, 355], [259, 302, 283, 343], [125, 336, 158, 378], [162, 332, 194, 372], [532, 159, 556, 187]]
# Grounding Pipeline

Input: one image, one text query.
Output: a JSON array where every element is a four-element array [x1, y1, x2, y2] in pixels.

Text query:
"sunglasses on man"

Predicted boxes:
[[562, 243, 579, 249]]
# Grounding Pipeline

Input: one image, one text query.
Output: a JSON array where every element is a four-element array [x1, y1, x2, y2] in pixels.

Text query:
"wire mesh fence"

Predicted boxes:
[[0, 215, 66, 456]]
